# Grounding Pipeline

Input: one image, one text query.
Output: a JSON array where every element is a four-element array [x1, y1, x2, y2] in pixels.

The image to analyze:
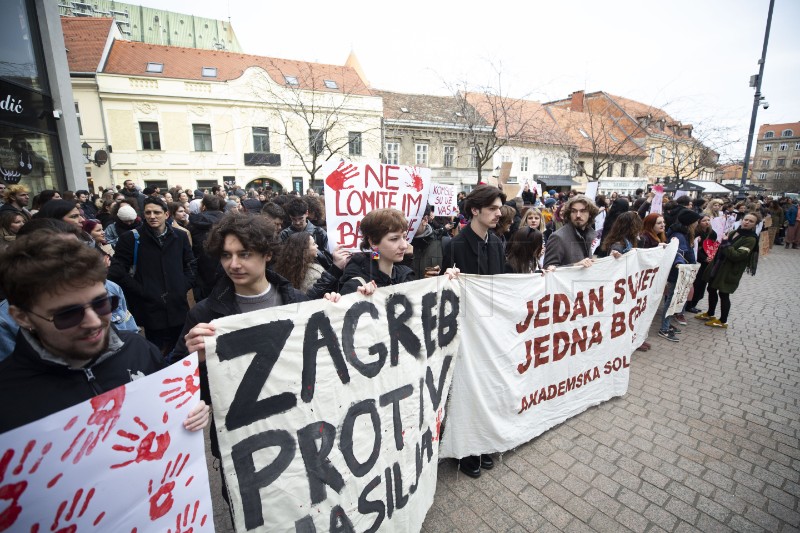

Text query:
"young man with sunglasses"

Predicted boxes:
[[0, 232, 209, 433]]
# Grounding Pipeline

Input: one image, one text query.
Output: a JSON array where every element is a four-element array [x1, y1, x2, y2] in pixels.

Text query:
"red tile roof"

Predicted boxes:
[[758, 122, 800, 136], [463, 92, 563, 145], [62, 17, 115, 73], [545, 104, 646, 158], [102, 40, 371, 95], [373, 89, 479, 124]]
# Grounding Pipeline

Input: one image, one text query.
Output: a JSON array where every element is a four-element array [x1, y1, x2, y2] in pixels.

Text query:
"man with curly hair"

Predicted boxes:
[[542, 194, 599, 269]]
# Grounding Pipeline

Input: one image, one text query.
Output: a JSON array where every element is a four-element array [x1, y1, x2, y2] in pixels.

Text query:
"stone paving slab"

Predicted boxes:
[[210, 246, 800, 532]]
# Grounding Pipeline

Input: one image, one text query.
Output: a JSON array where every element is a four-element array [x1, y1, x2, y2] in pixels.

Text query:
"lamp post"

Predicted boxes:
[[81, 142, 107, 167], [740, 0, 775, 188]]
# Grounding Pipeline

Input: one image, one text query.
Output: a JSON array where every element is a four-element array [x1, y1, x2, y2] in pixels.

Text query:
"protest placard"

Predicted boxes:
[[322, 160, 431, 251], [439, 242, 676, 459], [0, 355, 211, 532], [428, 183, 457, 217], [204, 277, 460, 532], [667, 263, 701, 315]]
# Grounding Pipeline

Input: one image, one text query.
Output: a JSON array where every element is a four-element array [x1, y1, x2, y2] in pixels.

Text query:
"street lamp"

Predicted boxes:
[[81, 142, 108, 167]]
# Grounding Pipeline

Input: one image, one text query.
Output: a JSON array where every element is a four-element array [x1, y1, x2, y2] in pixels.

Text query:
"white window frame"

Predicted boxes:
[[660, 148, 667, 163], [541, 158, 549, 172], [779, 143, 788, 151], [649, 148, 655, 163], [443, 145, 455, 167], [469, 146, 478, 168], [520, 156, 528, 172], [145, 62, 163, 73], [782, 129, 793, 137], [764, 131, 774, 139], [764, 144, 773, 151], [385, 142, 399, 165], [415, 143, 428, 166], [758, 172, 767, 181]]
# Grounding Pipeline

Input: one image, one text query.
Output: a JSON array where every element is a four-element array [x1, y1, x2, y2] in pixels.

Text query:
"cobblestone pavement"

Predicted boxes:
[[211, 246, 800, 532]]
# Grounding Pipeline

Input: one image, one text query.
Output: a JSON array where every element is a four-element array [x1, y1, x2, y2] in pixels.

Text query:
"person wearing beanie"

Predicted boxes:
[[657, 207, 701, 342], [104, 203, 141, 248]]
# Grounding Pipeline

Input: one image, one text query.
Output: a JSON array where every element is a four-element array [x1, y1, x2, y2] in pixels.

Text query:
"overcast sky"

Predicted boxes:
[[136, 0, 799, 163]]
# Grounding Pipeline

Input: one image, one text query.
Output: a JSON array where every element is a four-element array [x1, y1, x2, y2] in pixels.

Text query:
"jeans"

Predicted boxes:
[[660, 282, 676, 332]]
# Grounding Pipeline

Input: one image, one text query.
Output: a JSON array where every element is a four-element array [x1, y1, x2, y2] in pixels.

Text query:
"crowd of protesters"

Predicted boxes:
[[0, 176, 797, 490]]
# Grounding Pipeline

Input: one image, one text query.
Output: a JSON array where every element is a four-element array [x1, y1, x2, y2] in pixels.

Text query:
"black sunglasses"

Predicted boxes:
[[26, 295, 119, 330]]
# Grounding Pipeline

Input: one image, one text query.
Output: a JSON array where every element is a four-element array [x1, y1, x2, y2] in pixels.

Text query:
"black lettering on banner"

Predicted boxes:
[[231, 430, 295, 530], [386, 293, 421, 364], [303, 311, 350, 402], [329, 504, 356, 533], [392, 462, 409, 511], [384, 466, 394, 519], [297, 421, 344, 505], [438, 289, 459, 348], [409, 427, 433, 495], [425, 356, 453, 410], [339, 399, 381, 477], [217, 320, 296, 431], [418, 377, 424, 430], [379, 384, 414, 451], [358, 475, 385, 533], [420, 291, 438, 357], [295, 516, 316, 533], [342, 301, 388, 378]]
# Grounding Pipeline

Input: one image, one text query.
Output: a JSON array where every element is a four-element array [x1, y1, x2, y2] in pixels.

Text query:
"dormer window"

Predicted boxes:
[[201, 67, 217, 78], [764, 131, 774, 138], [579, 129, 589, 138], [284, 75, 299, 86], [783, 129, 794, 137], [146, 62, 163, 73], [323, 80, 338, 89], [400, 107, 409, 113]]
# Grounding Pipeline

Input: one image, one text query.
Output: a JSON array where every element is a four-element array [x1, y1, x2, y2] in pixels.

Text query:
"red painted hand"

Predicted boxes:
[[167, 499, 208, 533], [111, 414, 171, 469], [61, 387, 126, 465], [325, 161, 358, 191], [160, 359, 201, 409], [0, 439, 53, 531], [147, 453, 193, 521]]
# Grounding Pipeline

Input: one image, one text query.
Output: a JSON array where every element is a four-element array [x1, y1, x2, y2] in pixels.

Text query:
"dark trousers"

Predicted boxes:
[[706, 289, 731, 323], [686, 261, 710, 309]]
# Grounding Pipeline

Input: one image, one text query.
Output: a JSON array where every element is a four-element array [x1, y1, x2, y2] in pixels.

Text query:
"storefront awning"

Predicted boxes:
[[687, 180, 732, 194], [534, 174, 575, 187]]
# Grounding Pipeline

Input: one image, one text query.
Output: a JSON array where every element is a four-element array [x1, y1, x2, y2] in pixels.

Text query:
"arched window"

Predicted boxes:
[[782, 129, 794, 137], [764, 131, 774, 138]]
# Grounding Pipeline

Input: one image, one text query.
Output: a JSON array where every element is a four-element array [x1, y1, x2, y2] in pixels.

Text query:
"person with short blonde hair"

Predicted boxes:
[[0, 184, 31, 221]]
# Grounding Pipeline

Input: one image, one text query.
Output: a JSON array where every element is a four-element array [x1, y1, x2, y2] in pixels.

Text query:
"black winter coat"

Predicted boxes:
[[108, 224, 195, 330], [188, 210, 225, 292], [339, 252, 415, 295], [0, 329, 164, 433], [441, 223, 505, 275]]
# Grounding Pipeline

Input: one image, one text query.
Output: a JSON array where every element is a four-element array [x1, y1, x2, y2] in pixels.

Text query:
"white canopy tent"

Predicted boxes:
[[688, 180, 732, 194]]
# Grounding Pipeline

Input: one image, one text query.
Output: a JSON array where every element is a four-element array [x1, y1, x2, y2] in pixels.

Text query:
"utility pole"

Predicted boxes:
[[740, 0, 775, 188]]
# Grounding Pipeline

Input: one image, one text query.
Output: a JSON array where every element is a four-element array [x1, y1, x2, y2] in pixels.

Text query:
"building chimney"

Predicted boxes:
[[570, 90, 585, 112]]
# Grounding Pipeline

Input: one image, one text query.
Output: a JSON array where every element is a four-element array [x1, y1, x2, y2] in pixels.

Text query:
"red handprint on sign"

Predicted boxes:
[[111, 414, 171, 469], [160, 359, 200, 409], [325, 161, 358, 191], [147, 453, 193, 521], [167, 500, 208, 533], [36, 487, 105, 533], [0, 439, 53, 531], [405, 167, 424, 192], [61, 387, 126, 465]]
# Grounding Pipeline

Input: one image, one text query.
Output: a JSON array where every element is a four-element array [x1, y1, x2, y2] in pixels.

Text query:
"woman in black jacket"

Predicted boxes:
[[339, 208, 415, 295]]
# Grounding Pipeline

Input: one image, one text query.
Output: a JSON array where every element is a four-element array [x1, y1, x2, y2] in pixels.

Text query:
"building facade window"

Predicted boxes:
[[782, 129, 793, 137], [385, 142, 399, 164], [779, 143, 788, 151], [348, 131, 362, 156], [470, 147, 478, 168], [758, 172, 767, 180], [192, 124, 212, 151], [252, 127, 270, 153], [764, 144, 773, 151], [620, 163, 627, 177], [649, 148, 655, 163], [777, 158, 786, 167], [761, 159, 770, 168], [520, 156, 528, 172], [443, 145, 455, 167], [633, 163, 640, 176], [607, 163, 614, 177], [660, 148, 666, 163], [795, 142, 800, 150], [764, 131, 774, 138], [501, 154, 511, 163], [75, 102, 82, 135], [309, 129, 324, 154], [415, 143, 428, 166], [792, 158, 800, 167], [541, 158, 549, 172], [140, 122, 161, 150], [775, 172, 782, 180]]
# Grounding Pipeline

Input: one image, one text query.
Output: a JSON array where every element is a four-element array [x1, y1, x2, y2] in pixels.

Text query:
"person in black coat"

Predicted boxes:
[[440, 185, 506, 480], [339, 208, 415, 295], [189, 195, 226, 301], [109, 197, 195, 356]]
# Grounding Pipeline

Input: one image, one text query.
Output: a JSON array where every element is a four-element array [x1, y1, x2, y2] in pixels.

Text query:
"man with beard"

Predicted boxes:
[[0, 232, 208, 433], [120, 179, 146, 214], [0, 184, 31, 221], [543, 194, 599, 269], [440, 184, 506, 479]]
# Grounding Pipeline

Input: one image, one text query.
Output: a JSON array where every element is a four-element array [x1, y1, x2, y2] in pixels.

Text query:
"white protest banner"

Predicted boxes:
[[323, 160, 432, 251], [650, 185, 665, 214], [584, 181, 599, 202], [710, 216, 726, 242], [204, 277, 461, 532], [667, 263, 701, 315], [0, 355, 212, 532], [439, 243, 676, 459], [428, 182, 457, 217]]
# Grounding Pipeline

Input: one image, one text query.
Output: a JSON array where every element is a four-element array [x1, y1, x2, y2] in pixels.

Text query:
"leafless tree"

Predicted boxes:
[[249, 60, 381, 189]]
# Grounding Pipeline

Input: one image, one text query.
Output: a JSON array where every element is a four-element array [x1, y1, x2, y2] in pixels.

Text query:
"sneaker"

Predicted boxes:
[[686, 307, 702, 314], [674, 313, 688, 325], [658, 329, 679, 342], [705, 318, 728, 328], [694, 312, 711, 320], [669, 325, 682, 334]]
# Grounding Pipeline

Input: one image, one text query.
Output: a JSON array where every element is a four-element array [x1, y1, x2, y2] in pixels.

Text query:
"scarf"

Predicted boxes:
[[728, 228, 759, 276]]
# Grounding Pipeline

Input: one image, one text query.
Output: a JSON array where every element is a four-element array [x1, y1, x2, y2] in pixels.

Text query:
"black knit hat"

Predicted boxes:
[[677, 209, 703, 226]]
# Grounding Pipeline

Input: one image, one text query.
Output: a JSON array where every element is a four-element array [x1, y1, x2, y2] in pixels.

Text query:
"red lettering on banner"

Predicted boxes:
[[518, 366, 602, 414], [517, 322, 603, 374]]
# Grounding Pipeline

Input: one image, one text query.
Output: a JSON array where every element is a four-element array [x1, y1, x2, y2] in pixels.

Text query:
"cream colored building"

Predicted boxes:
[[65, 17, 382, 194]]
